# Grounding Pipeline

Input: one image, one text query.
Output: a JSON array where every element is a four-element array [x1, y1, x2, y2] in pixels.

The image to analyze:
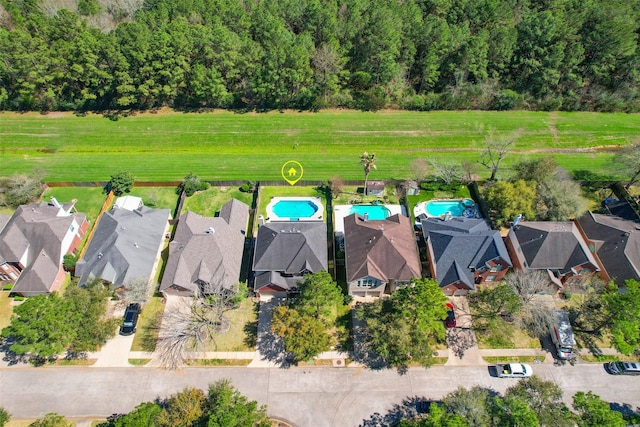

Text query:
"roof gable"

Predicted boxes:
[[253, 222, 327, 274], [0, 202, 86, 294], [577, 212, 640, 285], [512, 222, 598, 273], [422, 216, 512, 289], [160, 200, 249, 294], [344, 214, 420, 283], [77, 206, 170, 288]]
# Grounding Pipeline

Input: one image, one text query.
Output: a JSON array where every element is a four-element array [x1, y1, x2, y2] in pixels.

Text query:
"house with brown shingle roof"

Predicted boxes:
[[160, 199, 249, 297], [505, 221, 599, 290], [0, 199, 88, 296], [344, 213, 421, 297]]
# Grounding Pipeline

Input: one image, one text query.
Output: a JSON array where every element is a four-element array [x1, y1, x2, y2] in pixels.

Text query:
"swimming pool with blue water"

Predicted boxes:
[[349, 205, 391, 220]]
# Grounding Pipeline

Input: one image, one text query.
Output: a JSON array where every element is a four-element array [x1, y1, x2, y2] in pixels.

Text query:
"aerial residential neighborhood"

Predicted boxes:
[[2, 0, 640, 425]]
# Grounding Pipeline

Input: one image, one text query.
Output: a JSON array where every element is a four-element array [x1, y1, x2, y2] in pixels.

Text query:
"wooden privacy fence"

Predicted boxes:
[[76, 190, 114, 261]]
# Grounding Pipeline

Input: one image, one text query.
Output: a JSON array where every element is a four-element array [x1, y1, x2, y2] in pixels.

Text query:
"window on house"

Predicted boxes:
[[490, 264, 502, 272], [486, 274, 497, 282], [69, 225, 75, 232], [9, 272, 18, 280]]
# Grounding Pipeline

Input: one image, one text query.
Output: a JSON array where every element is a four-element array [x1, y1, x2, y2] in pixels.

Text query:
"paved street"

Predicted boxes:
[[1, 364, 638, 426]]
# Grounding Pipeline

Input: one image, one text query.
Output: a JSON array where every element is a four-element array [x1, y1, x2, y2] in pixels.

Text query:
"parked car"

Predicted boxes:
[[495, 363, 533, 378], [445, 302, 456, 328], [119, 303, 141, 336], [606, 361, 640, 376]]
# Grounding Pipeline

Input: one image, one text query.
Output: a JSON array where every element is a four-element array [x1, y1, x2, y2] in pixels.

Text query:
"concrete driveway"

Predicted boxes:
[[445, 297, 484, 366]]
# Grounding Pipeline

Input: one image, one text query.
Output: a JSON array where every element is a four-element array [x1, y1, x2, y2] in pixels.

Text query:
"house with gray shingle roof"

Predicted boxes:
[[505, 221, 599, 289], [344, 213, 421, 297], [422, 217, 512, 295], [0, 199, 88, 296], [160, 199, 249, 297], [76, 205, 170, 289], [576, 211, 640, 287], [253, 221, 327, 299]]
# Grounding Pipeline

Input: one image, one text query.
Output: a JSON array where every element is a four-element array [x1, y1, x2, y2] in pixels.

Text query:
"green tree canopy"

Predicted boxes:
[[295, 271, 343, 325], [29, 413, 73, 427], [504, 376, 575, 426], [0, 407, 10, 427], [104, 171, 134, 196], [572, 391, 626, 427], [271, 305, 330, 362], [1, 280, 117, 358], [483, 179, 537, 227], [359, 278, 447, 368]]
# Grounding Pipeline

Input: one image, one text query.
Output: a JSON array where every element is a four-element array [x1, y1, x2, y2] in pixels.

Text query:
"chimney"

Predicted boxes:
[[364, 213, 369, 221], [444, 211, 452, 222], [50, 196, 61, 208], [205, 227, 215, 235]]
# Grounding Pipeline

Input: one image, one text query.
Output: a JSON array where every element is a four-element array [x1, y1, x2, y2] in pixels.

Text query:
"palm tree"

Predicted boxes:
[[359, 152, 377, 195]]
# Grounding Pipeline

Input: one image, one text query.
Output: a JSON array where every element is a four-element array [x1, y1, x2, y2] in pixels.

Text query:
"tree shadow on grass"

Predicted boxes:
[[243, 303, 259, 349]]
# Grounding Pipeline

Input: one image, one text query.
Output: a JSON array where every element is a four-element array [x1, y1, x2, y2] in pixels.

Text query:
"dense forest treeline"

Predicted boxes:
[[0, 0, 639, 112]]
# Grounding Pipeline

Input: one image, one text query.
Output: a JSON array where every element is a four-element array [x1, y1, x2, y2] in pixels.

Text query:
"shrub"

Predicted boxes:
[[177, 173, 210, 197], [491, 89, 523, 111], [240, 183, 250, 192], [2, 284, 13, 291]]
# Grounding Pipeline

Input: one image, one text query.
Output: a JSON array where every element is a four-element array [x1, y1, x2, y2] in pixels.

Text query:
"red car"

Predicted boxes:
[[445, 302, 456, 328]]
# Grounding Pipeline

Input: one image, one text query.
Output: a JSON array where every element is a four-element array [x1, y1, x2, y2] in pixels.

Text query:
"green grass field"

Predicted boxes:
[[1, 109, 637, 182], [182, 186, 253, 216]]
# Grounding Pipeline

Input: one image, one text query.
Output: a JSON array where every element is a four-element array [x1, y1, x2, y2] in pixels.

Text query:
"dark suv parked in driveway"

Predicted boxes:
[[119, 303, 141, 336]]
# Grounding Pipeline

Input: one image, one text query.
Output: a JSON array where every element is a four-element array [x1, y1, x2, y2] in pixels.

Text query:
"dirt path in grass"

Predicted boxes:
[[406, 145, 625, 154]]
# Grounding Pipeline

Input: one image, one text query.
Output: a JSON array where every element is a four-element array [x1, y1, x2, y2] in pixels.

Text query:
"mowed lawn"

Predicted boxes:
[[1, 109, 637, 182], [182, 186, 253, 216]]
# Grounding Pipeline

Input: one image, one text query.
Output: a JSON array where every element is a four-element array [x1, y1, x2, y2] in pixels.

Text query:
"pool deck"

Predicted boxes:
[[413, 198, 478, 222], [266, 196, 324, 222], [333, 204, 404, 235]]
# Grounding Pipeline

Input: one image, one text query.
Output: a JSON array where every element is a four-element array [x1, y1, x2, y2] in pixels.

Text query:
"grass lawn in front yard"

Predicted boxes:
[[0, 292, 13, 330], [475, 319, 541, 349], [42, 186, 107, 222], [258, 185, 327, 220], [182, 186, 253, 217], [186, 359, 252, 366], [579, 353, 640, 363], [483, 356, 545, 364], [205, 298, 258, 352], [131, 296, 165, 352]]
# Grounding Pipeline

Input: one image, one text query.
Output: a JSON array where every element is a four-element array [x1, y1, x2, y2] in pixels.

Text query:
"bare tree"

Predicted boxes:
[[613, 141, 640, 190], [504, 270, 550, 305], [504, 270, 554, 338], [329, 175, 344, 199], [429, 159, 464, 184], [410, 158, 430, 182], [156, 283, 247, 369], [119, 278, 152, 306], [477, 130, 521, 181], [0, 172, 45, 208]]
